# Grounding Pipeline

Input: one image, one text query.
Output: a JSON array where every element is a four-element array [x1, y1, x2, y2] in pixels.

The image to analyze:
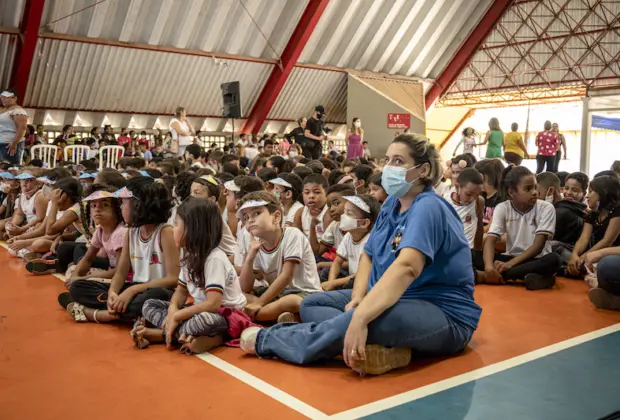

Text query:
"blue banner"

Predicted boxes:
[[592, 115, 620, 132]]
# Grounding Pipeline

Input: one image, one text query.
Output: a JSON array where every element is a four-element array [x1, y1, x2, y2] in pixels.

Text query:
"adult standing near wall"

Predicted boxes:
[[346, 117, 364, 159], [478, 117, 504, 159], [169, 106, 195, 156], [552, 122, 567, 172], [304, 105, 328, 160], [0, 90, 27, 165], [535, 120, 558, 173], [240, 134, 481, 375], [503, 122, 529, 166]]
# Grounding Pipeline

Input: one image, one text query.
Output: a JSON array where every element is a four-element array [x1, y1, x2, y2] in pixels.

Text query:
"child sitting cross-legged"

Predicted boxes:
[[132, 197, 247, 353], [472, 166, 561, 290], [321, 194, 380, 291], [63, 177, 180, 323], [238, 191, 322, 324]]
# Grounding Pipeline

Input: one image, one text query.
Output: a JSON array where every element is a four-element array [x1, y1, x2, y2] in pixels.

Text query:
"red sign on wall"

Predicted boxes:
[[387, 113, 410, 129]]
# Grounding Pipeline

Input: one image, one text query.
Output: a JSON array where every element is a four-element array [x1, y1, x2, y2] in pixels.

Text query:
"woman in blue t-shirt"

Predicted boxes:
[[239, 134, 482, 375]]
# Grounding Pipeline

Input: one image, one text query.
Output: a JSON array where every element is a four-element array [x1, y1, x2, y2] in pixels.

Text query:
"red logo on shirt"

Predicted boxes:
[[465, 215, 472, 223]]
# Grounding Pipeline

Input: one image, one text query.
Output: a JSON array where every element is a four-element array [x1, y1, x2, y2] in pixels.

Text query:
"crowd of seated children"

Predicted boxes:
[[321, 194, 380, 292], [567, 175, 620, 277], [473, 165, 561, 290], [444, 168, 485, 250], [8, 177, 81, 258], [238, 191, 322, 324], [536, 171, 589, 267]]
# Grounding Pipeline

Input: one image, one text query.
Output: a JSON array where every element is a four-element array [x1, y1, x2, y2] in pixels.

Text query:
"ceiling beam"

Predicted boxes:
[[10, 0, 46, 100], [424, 0, 514, 110], [242, 0, 331, 134]]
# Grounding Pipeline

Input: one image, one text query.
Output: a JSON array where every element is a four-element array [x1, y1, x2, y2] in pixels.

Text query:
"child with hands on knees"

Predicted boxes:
[[322, 194, 380, 291], [239, 191, 322, 323], [132, 198, 246, 353], [473, 166, 561, 290], [64, 177, 179, 323], [4, 171, 48, 242], [49, 186, 126, 280]]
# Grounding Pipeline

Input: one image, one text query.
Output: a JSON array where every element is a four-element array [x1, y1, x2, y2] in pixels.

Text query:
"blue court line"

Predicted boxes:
[[364, 331, 620, 420]]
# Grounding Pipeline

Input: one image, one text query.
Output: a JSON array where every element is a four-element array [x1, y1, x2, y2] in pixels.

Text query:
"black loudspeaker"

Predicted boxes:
[[221, 81, 241, 118]]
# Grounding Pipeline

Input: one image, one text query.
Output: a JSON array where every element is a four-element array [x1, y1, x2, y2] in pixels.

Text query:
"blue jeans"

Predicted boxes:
[[0, 142, 24, 165], [256, 290, 474, 365], [597, 255, 620, 296]]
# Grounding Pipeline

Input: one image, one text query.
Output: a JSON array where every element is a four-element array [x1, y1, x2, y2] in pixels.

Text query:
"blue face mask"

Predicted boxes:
[[381, 164, 421, 198]]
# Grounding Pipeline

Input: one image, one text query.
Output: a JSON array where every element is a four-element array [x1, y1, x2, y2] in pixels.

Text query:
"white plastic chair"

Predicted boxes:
[[30, 144, 58, 168], [98, 146, 125, 170], [64, 145, 90, 164]]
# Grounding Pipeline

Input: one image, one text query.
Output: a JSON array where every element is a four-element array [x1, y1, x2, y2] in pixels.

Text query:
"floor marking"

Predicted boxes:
[[330, 323, 620, 420], [6, 247, 616, 420], [197, 353, 329, 419], [44, 263, 328, 419]]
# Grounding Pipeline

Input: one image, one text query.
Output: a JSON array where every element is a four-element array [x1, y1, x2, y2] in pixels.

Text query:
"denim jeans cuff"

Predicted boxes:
[[255, 323, 288, 358]]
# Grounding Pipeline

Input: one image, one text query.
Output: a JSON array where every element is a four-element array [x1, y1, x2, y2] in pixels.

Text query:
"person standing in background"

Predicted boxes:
[[535, 120, 559, 173], [170, 106, 195, 156], [35, 124, 47, 144], [0, 90, 26, 165], [304, 105, 328, 160], [153, 128, 163, 147], [346, 117, 364, 159], [285, 118, 306, 151], [552, 122, 567, 172], [102, 125, 116, 145], [117, 128, 131, 147], [503, 123, 529, 166], [478, 118, 503, 159], [452, 127, 477, 157]]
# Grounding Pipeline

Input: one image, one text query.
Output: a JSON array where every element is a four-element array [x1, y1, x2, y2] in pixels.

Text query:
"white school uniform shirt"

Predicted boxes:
[[301, 205, 328, 240], [446, 194, 478, 248], [284, 201, 304, 226], [45, 201, 65, 221], [128, 224, 168, 283], [252, 228, 321, 294], [219, 214, 237, 257], [336, 232, 370, 275], [20, 190, 42, 223], [178, 247, 246, 309], [488, 200, 555, 257], [435, 182, 451, 197], [320, 220, 345, 249]]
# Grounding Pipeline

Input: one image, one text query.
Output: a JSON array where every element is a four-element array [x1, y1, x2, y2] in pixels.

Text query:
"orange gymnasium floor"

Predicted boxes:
[[1, 247, 620, 420]]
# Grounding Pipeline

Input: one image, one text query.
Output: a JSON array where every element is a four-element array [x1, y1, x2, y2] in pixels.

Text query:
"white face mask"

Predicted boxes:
[[339, 214, 360, 231], [289, 151, 298, 158], [42, 185, 54, 198], [545, 188, 554, 203], [354, 121, 361, 128], [0, 183, 10, 194]]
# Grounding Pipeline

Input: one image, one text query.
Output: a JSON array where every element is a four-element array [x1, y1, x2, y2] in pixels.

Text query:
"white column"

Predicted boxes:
[[580, 97, 591, 175]]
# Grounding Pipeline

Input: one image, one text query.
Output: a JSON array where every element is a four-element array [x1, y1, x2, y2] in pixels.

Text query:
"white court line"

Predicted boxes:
[[5, 245, 617, 420], [196, 353, 329, 419], [330, 323, 620, 420], [35, 259, 328, 419]]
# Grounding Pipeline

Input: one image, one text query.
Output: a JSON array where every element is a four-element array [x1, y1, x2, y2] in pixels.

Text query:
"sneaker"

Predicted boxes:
[[524, 273, 556, 290], [588, 288, 620, 311], [585, 273, 599, 289], [277, 312, 299, 324], [57, 292, 74, 309], [240, 326, 261, 355], [353, 345, 412, 375], [26, 258, 58, 275], [23, 252, 43, 263], [7, 248, 17, 257], [16, 249, 29, 259]]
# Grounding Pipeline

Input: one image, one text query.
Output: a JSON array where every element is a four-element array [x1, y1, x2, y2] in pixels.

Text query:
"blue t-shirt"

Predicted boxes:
[[364, 188, 482, 330]]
